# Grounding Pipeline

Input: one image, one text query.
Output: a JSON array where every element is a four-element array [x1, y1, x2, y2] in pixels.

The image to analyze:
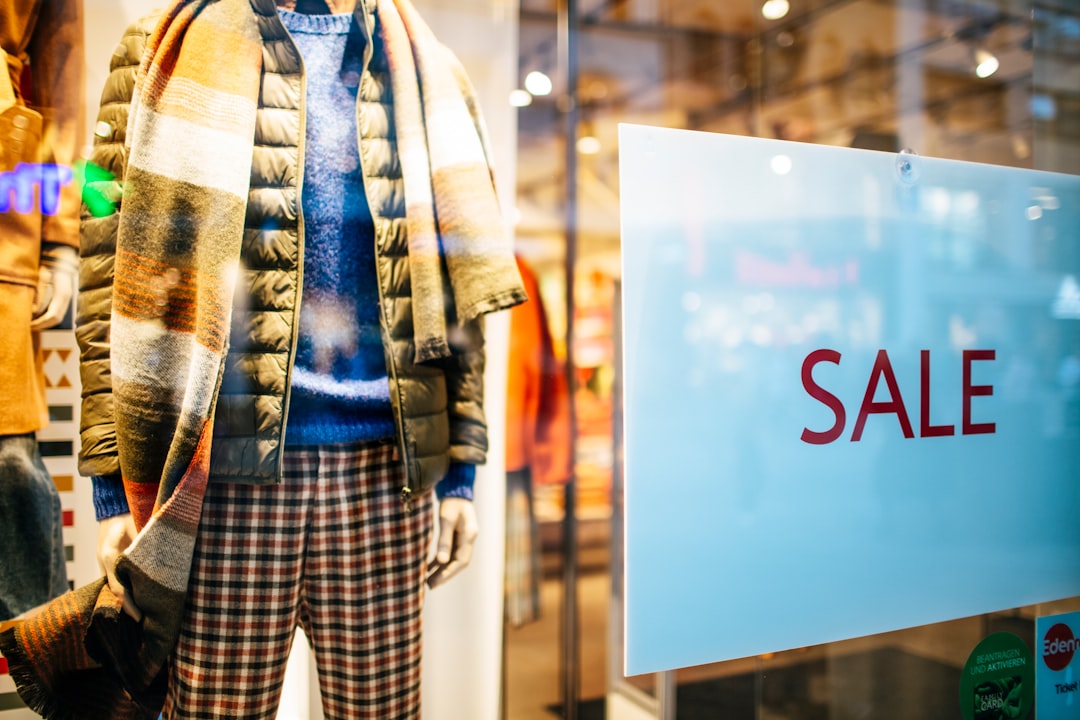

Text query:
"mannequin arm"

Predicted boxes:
[[31, 244, 77, 330], [426, 497, 479, 589], [96, 513, 142, 620]]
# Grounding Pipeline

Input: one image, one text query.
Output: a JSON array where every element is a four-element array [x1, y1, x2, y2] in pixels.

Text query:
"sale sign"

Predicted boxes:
[[619, 125, 1080, 675]]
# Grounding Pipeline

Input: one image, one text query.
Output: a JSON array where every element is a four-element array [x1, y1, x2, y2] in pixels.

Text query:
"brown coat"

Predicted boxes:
[[0, 0, 84, 434]]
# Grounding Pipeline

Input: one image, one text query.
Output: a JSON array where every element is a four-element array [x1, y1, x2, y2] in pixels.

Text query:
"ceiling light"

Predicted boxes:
[[761, 0, 790, 20], [524, 71, 553, 97], [1011, 134, 1030, 159], [974, 48, 999, 78], [577, 136, 601, 155], [509, 89, 533, 107]]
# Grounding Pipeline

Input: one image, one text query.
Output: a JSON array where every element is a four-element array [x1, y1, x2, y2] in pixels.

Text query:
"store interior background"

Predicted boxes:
[[508, 0, 1079, 719], [0, 0, 1078, 719]]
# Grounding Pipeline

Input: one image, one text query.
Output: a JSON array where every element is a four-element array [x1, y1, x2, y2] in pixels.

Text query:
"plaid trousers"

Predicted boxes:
[[163, 439, 434, 720]]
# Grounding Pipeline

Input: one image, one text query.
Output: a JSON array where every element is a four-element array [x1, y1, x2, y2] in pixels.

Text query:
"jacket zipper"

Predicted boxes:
[[352, 1, 414, 511], [277, 25, 308, 469]]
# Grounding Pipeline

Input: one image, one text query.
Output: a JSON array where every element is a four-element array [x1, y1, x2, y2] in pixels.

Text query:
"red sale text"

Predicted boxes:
[[800, 348, 996, 445]]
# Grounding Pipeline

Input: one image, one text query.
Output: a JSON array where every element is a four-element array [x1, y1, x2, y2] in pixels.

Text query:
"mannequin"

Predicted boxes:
[[0, 0, 83, 622], [74, 0, 524, 718]]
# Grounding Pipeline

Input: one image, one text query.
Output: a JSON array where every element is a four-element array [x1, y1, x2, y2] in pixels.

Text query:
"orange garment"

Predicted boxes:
[[505, 257, 572, 485]]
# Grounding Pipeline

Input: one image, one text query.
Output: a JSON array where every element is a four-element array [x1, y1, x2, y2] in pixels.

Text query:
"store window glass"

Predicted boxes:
[[2, 0, 1077, 718], [508, 0, 1079, 718]]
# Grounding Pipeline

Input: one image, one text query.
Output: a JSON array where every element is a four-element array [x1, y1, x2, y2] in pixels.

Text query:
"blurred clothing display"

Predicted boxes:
[[0, 0, 84, 621], [506, 257, 572, 487], [505, 257, 571, 626]]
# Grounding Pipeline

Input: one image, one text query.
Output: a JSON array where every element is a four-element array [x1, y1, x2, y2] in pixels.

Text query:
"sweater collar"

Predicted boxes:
[[273, 0, 358, 12], [251, 0, 375, 71], [251, 0, 374, 18]]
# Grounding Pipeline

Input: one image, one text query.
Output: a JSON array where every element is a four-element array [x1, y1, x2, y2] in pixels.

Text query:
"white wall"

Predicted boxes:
[[411, 2, 518, 719]]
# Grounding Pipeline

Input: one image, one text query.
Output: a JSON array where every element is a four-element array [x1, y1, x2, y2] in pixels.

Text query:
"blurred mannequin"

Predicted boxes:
[[0, 0, 84, 621]]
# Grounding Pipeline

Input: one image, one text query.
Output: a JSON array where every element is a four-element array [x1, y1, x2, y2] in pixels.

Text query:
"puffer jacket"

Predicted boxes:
[[76, 0, 488, 498]]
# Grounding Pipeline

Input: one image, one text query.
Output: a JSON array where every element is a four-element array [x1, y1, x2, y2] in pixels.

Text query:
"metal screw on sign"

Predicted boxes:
[[896, 148, 921, 186]]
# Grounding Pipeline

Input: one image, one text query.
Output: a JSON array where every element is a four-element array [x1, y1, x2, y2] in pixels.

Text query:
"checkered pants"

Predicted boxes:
[[163, 440, 434, 720]]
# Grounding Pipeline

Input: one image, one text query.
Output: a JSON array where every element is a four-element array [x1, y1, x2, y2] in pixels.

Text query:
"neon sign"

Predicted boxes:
[[0, 162, 73, 216]]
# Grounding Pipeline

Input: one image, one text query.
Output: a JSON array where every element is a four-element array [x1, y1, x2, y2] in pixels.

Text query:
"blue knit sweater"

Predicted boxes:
[[91, 9, 473, 521], [281, 9, 395, 447]]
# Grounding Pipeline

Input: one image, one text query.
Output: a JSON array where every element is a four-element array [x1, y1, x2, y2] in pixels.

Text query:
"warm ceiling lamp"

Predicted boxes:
[[524, 71, 553, 96], [509, 89, 533, 107], [974, 48, 999, 78], [577, 136, 601, 155], [761, 0, 790, 20]]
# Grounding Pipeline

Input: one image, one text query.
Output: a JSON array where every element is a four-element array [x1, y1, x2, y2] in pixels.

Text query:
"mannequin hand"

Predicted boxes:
[[97, 513, 142, 621], [30, 262, 75, 331], [426, 497, 479, 589]]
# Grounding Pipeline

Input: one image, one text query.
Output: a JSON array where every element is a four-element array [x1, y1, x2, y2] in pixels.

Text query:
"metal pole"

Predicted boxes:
[[557, 0, 580, 717], [609, 281, 625, 702], [657, 671, 676, 720]]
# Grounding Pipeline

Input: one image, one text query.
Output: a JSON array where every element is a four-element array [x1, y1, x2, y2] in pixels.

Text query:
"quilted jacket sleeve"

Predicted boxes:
[[75, 17, 153, 478], [439, 316, 488, 466]]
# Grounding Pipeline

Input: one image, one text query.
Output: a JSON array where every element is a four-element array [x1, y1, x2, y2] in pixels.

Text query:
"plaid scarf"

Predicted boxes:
[[0, 1, 522, 717]]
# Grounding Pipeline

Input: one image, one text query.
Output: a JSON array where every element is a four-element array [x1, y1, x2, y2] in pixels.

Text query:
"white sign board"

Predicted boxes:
[[620, 124, 1080, 675]]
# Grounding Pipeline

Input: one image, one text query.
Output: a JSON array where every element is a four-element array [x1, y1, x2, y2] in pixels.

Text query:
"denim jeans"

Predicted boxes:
[[0, 433, 67, 620]]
